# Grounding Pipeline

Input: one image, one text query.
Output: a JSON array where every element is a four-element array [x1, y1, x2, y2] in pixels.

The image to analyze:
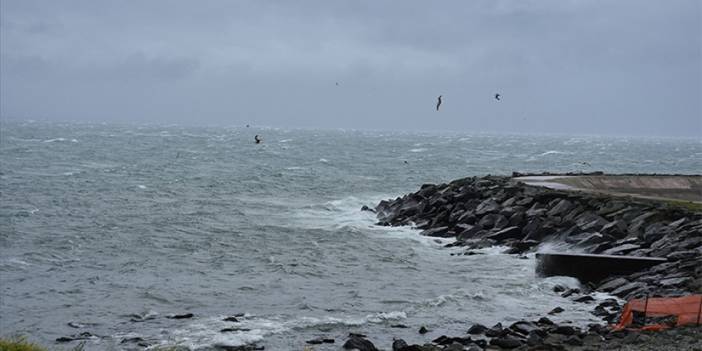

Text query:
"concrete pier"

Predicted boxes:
[[536, 252, 667, 284], [514, 175, 702, 203]]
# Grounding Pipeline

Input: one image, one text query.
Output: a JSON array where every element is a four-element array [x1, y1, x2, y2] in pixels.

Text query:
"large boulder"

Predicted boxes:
[[487, 226, 523, 242], [475, 199, 500, 215], [419, 226, 451, 238], [343, 336, 378, 351]]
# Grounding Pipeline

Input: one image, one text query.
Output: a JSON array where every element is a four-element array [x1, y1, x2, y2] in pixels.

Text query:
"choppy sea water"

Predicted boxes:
[[1, 120, 700, 350]]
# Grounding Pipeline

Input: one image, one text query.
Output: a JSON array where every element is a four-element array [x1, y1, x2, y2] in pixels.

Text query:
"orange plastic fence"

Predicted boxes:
[[613, 295, 702, 331]]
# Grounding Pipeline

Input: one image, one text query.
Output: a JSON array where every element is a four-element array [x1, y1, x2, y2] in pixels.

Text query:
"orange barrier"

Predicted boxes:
[[613, 295, 702, 331]]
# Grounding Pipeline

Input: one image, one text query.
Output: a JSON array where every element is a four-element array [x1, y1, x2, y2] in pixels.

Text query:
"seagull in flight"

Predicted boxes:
[[436, 95, 442, 111], [254, 135, 262, 144], [494, 93, 501, 101]]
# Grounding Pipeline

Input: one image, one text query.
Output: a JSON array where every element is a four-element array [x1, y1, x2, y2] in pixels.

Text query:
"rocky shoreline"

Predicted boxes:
[[346, 174, 702, 351]]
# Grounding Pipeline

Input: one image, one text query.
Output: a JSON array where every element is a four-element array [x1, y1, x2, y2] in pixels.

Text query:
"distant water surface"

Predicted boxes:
[[1, 121, 700, 350]]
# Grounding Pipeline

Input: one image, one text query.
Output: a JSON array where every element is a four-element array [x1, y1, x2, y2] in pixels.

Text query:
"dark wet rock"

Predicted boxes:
[[223, 316, 239, 322], [471, 339, 488, 349], [567, 232, 607, 247], [475, 199, 500, 215], [432, 335, 473, 346], [486, 226, 522, 241], [602, 243, 641, 255], [343, 335, 378, 351], [489, 335, 523, 349], [611, 281, 646, 297], [507, 211, 526, 227], [418, 326, 429, 334], [668, 250, 699, 261], [509, 321, 540, 336], [552, 284, 566, 293], [306, 337, 334, 344], [420, 226, 451, 238], [168, 313, 194, 319], [582, 333, 604, 346], [642, 222, 672, 243], [574, 295, 595, 303], [537, 317, 555, 326], [484, 323, 505, 337], [456, 225, 483, 241], [523, 219, 554, 241], [592, 305, 611, 318], [467, 323, 488, 334], [553, 325, 577, 336], [658, 276, 692, 287], [391, 324, 409, 328], [220, 327, 251, 333], [668, 217, 688, 229], [526, 330, 544, 346], [456, 211, 477, 225], [361, 205, 375, 213], [560, 288, 580, 298], [526, 203, 548, 217], [56, 332, 97, 343], [598, 277, 629, 292], [548, 199, 575, 217], [478, 213, 509, 230], [564, 335, 584, 346], [548, 307, 564, 315], [120, 337, 145, 344], [601, 220, 628, 238], [392, 339, 409, 351], [443, 343, 465, 351], [504, 240, 539, 254]]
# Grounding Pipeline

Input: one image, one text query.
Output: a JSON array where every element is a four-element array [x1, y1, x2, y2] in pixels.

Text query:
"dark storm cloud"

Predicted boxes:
[[1, 0, 700, 136]]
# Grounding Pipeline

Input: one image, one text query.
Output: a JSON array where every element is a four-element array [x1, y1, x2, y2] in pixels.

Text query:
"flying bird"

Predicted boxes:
[[494, 93, 501, 101], [436, 95, 442, 111], [254, 135, 262, 144]]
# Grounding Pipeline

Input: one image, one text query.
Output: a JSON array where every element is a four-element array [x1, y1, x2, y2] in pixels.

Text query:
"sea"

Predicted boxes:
[[1, 120, 700, 350]]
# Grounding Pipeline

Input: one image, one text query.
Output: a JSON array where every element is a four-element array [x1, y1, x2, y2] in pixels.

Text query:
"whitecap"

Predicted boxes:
[[318, 158, 329, 163], [364, 311, 407, 323], [537, 150, 570, 157], [137, 185, 147, 189], [43, 138, 66, 143], [70, 139, 79, 143], [410, 148, 427, 153]]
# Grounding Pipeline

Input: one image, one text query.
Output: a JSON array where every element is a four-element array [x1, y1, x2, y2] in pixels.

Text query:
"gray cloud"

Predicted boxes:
[[1, 0, 700, 136]]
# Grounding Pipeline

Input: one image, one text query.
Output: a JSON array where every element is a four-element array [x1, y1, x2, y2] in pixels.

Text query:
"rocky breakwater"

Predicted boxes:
[[359, 175, 702, 350], [371, 175, 702, 300]]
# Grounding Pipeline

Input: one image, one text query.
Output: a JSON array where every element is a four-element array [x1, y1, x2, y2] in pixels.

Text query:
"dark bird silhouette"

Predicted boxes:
[[436, 95, 442, 111], [254, 135, 262, 144], [246, 124, 250, 128], [494, 93, 501, 101], [335, 82, 339, 86], [581, 161, 591, 167]]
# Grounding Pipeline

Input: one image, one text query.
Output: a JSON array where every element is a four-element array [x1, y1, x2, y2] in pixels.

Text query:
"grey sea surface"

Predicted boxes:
[[1, 121, 700, 350]]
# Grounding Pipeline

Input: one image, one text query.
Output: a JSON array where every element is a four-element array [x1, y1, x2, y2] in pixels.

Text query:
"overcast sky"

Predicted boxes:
[[1, 1, 700, 136]]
